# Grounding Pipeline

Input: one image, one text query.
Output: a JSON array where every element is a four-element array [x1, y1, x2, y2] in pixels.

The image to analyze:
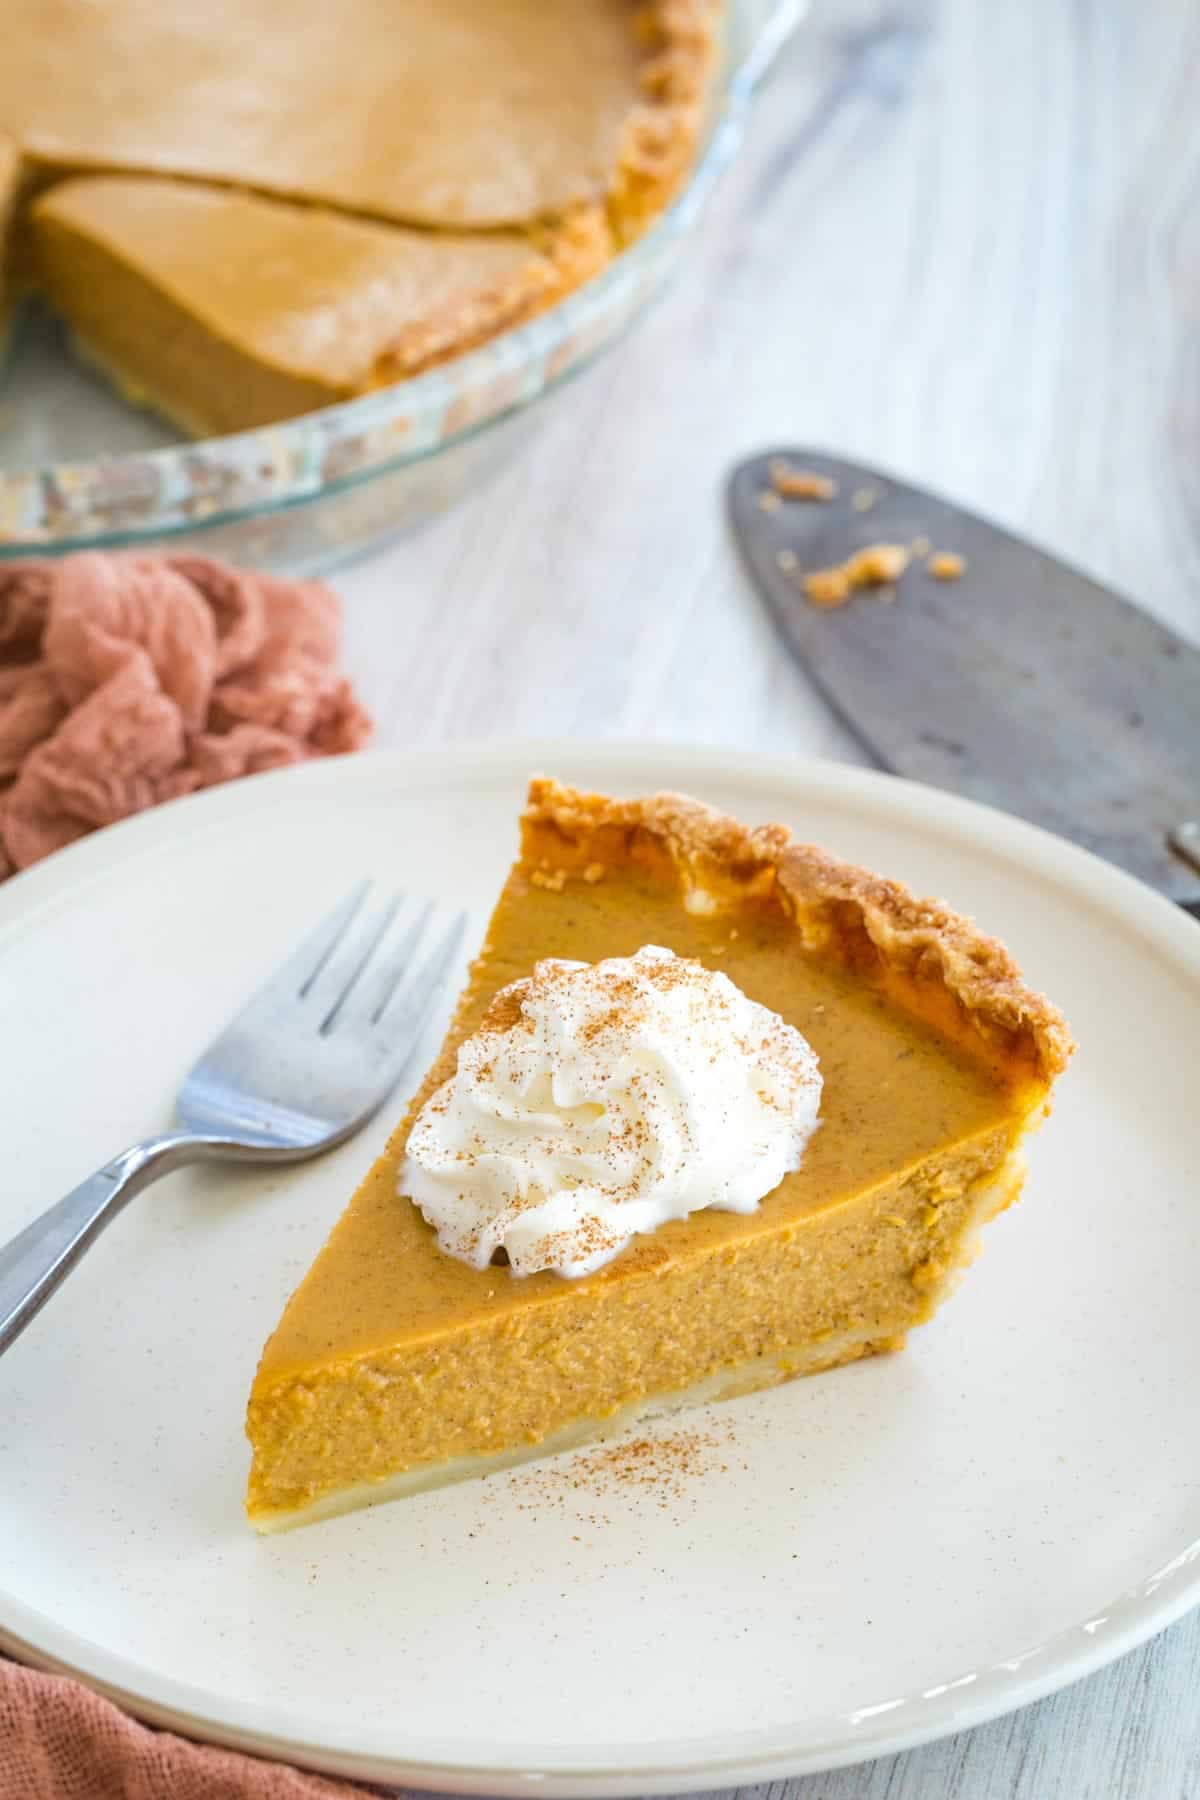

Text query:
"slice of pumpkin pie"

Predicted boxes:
[[30, 177, 610, 435], [245, 778, 1073, 1531]]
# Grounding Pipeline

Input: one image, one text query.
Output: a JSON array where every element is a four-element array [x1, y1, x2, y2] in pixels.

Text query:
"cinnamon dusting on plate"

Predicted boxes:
[[486, 1426, 741, 1528]]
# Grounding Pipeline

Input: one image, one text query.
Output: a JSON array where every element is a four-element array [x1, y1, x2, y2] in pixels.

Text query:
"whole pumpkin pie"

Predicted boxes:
[[0, 0, 714, 434], [245, 778, 1074, 1531]]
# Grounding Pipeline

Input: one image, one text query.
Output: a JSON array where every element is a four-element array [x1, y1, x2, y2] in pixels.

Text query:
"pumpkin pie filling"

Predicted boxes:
[[1, 0, 681, 229], [245, 780, 1073, 1531]]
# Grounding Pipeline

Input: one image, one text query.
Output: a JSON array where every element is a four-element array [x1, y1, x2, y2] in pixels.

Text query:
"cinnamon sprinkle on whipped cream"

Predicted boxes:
[[401, 946, 823, 1279]]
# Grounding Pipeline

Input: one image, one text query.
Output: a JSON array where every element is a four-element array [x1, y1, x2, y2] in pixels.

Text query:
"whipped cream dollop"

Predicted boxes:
[[400, 945, 823, 1279]]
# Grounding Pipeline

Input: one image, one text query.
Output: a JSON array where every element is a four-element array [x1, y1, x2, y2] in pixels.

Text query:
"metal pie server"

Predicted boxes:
[[728, 450, 1200, 918]]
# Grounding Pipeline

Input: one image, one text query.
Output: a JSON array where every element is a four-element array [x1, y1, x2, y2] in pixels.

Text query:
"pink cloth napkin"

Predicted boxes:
[[0, 553, 372, 879], [0, 1658, 387, 1798]]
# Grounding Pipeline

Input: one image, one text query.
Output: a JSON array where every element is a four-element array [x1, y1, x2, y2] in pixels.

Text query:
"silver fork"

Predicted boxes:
[[0, 883, 466, 1358]]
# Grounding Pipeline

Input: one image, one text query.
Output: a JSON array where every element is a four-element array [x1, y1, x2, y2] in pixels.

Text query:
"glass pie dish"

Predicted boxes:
[[0, 0, 804, 575]]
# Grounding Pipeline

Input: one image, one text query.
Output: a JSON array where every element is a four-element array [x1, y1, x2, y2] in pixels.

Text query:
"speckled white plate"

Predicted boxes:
[[2, 742, 1199, 1795]]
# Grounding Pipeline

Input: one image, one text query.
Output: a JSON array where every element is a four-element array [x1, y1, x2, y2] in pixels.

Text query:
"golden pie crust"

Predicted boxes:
[[524, 778, 1072, 1085], [244, 778, 1073, 1531]]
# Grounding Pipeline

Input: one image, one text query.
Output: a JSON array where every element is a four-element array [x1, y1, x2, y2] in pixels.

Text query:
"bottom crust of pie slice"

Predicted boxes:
[[251, 1327, 908, 1534], [246, 780, 1073, 1531]]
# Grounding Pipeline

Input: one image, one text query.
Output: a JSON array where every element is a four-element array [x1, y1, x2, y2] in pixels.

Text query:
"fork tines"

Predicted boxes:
[[268, 883, 467, 1039]]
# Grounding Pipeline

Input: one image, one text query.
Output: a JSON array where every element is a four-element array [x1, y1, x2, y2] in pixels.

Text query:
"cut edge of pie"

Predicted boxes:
[[249, 1327, 915, 1531], [28, 181, 614, 436], [0, 134, 20, 357], [244, 777, 1074, 1532]]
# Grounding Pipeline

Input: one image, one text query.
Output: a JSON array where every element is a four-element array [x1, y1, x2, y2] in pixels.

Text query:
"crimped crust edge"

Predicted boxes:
[[373, 0, 719, 379], [523, 776, 1076, 1088]]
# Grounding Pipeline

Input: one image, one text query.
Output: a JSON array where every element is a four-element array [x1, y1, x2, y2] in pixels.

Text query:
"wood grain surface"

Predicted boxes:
[[334, 1, 1200, 1793]]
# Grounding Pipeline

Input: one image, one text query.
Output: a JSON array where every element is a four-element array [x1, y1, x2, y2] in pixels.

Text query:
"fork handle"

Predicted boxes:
[[0, 1133, 213, 1358]]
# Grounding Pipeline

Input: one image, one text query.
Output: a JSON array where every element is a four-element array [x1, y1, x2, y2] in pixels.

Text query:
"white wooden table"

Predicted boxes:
[[332, 1, 1200, 1792]]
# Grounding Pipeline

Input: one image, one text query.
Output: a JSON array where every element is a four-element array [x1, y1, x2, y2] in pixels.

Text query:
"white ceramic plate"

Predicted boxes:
[[2, 742, 1199, 1794]]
